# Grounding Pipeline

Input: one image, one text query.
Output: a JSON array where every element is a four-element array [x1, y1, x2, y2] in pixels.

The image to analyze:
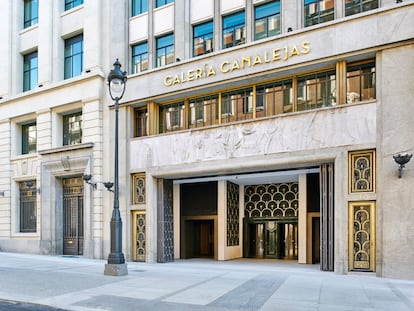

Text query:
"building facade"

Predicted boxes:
[[0, 0, 413, 280]]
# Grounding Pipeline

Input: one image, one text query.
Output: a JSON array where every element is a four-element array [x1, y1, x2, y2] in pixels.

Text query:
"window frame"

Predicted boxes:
[[254, 1, 281, 40], [297, 70, 336, 111], [21, 121, 37, 155], [256, 80, 293, 116], [19, 181, 37, 233], [345, 0, 378, 16], [346, 62, 376, 103], [24, 0, 38, 29], [64, 34, 83, 79], [65, 0, 84, 11], [220, 88, 253, 123], [222, 11, 246, 49], [193, 21, 214, 57], [156, 0, 174, 8], [156, 33, 174, 68], [160, 102, 184, 133], [132, 42, 149, 73], [132, 0, 148, 16], [63, 111, 82, 146], [188, 95, 218, 128], [23, 51, 38, 92], [304, 0, 335, 27], [135, 108, 149, 137]]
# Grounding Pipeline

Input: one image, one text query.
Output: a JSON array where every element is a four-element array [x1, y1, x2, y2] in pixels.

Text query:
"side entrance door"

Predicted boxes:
[[63, 177, 84, 255]]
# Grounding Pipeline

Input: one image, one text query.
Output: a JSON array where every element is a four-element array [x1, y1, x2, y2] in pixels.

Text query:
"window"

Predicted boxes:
[[223, 11, 246, 49], [64, 34, 83, 79], [254, 1, 281, 40], [297, 71, 336, 111], [132, 0, 148, 16], [304, 0, 334, 27], [23, 51, 38, 92], [135, 109, 148, 137], [346, 62, 375, 103], [24, 0, 38, 28], [63, 111, 82, 146], [65, 0, 84, 11], [132, 42, 149, 74], [160, 102, 184, 133], [220, 88, 253, 123], [20, 181, 37, 233], [345, 0, 378, 16], [156, 34, 174, 67], [22, 122, 37, 154], [256, 80, 293, 117], [188, 95, 218, 128], [193, 21, 214, 57], [156, 0, 174, 8]]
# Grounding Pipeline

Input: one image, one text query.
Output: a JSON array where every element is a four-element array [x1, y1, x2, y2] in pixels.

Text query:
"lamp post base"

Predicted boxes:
[[104, 263, 128, 276]]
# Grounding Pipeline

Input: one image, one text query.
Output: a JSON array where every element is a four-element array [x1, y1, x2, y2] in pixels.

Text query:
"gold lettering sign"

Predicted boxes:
[[164, 41, 311, 86]]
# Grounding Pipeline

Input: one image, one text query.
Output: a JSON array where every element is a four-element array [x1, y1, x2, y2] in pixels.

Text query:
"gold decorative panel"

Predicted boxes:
[[132, 211, 146, 261], [349, 150, 376, 193], [132, 174, 146, 204], [244, 183, 299, 218], [349, 201, 375, 272]]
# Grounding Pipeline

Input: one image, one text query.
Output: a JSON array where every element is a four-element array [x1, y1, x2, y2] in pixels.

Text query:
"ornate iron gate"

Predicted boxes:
[[63, 177, 84, 255]]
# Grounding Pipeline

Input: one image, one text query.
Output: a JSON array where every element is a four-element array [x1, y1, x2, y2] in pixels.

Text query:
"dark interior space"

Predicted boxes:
[[180, 181, 217, 216]]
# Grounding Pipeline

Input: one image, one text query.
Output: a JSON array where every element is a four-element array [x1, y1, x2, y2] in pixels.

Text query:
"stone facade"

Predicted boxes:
[[0, 0, 413, 280]]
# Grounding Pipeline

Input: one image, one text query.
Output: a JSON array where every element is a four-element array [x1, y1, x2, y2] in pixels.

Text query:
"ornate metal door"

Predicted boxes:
[[132, 211, 146, 261], [63, 177, 84, 255], [349, 201, 375, 271]]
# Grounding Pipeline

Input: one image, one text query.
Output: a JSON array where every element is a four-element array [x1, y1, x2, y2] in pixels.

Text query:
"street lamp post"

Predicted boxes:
[[104, 59, 128, 276]]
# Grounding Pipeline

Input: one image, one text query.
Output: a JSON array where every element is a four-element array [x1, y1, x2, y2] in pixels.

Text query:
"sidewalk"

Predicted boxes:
[[0, 252, 413, 311]]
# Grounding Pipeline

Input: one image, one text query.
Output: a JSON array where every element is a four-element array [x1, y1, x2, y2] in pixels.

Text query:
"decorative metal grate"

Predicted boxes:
[[244, 183, 299, 218], [157, 179, 174, 263], [132, 174, 146, 204], [349, 201, 375, 271], [135, 213, 146, 261], [227, 182, 239, 246], [349, 150, 376, 193]]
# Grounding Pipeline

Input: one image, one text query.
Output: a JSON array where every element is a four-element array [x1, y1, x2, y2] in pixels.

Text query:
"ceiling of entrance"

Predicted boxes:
[[174, 168, 319, 186]]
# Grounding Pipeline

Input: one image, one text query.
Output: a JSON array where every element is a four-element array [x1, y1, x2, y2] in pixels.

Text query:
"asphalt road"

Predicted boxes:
[[0, 299, 67, 311]]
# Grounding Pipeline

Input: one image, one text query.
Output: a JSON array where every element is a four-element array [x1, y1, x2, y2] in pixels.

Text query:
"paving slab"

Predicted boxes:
[[0, 252, 413, 311]]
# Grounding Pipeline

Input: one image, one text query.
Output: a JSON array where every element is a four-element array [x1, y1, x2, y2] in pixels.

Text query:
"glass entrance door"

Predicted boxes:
[[265, 221, 298, 259], [281, 223, 298, 260], [265, 221, 278, 258], [248, 221, 298, 259]]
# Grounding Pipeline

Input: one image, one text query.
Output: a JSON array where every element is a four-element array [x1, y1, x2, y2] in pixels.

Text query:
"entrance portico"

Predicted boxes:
[[159, 166, 332, 269]]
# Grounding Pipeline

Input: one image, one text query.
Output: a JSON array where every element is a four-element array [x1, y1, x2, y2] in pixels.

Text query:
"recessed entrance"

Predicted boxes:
[[62, 177, 84, 256], [173, 165, 333, 269], [245, 221, 298, 259], [182, 220, 214, 258], [180, 181, 217, 259]]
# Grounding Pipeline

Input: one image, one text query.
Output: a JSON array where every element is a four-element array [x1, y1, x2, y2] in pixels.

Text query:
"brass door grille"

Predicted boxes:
[[132, 211, 146, 261], [349, 201, 375, 271]]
